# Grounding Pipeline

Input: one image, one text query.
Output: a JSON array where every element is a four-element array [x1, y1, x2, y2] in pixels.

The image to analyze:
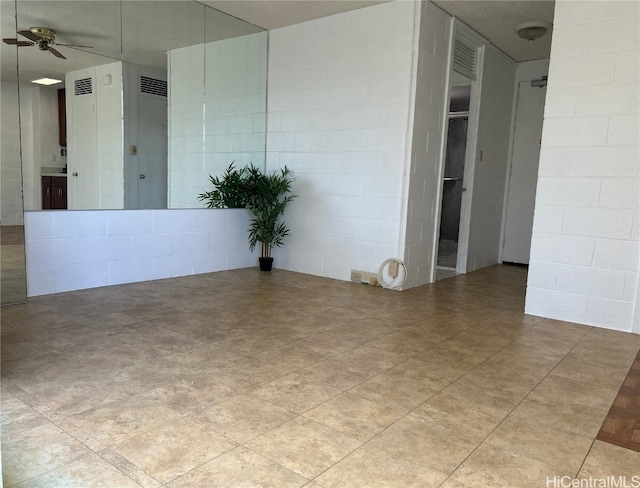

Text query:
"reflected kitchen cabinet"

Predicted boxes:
[[41, 176, 67, 210]]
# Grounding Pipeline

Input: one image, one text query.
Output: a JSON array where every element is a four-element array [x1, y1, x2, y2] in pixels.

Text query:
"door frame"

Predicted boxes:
[[431, 19, 485, 281]]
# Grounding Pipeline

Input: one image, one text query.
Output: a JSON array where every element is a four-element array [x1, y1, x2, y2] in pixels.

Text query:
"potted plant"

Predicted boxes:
[[197, 163, 248, 209], [244, 165, 295, 271], [198, 163, 295, 271]]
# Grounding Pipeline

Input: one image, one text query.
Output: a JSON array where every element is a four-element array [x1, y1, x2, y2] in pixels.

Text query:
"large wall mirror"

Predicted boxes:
[[0, 0, 267, 304]]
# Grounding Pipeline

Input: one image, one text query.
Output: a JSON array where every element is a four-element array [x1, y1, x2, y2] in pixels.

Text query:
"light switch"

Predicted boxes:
[[130, 145, 137, 155]]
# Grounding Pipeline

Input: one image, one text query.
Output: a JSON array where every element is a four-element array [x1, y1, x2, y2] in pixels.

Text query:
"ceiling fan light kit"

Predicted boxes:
[[2, 26, 93, 60], [514, 21, 552, 42]]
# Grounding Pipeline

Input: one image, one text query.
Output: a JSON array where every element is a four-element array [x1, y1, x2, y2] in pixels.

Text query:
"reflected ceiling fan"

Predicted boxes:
[[3, 27, 92, 59]]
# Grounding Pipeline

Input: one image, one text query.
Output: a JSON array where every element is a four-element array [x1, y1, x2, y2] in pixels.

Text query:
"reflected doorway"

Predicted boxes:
[[436, 74, 472, 281]]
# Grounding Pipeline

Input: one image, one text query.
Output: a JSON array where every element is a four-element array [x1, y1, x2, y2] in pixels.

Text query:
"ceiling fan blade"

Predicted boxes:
[[55, 42, 93, 49], [18, 30, 41, 42], [47, 47, 66, 59], [3, 38, 33, 46]]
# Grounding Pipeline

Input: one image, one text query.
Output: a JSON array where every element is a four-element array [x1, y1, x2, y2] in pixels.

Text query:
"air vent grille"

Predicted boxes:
[[140, 75, 167, 98], [74, 77, 93, 96], [453, 39, 477, 81]]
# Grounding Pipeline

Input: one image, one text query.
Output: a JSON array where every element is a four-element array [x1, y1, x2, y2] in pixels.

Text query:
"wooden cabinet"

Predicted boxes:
[[42, 176, 67, 209], [58, 89, 66, 147]]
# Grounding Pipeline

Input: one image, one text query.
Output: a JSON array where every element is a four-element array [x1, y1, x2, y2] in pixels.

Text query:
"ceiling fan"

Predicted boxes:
[[3, 27, 92, 59]]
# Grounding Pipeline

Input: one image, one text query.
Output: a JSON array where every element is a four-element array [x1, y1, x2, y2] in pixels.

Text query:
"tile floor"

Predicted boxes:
[[1, 265, 639, 487], [1, 226, 27, 306]]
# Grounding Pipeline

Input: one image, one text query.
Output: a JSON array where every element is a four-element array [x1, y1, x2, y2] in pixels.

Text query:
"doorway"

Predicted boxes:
[[502, 79, 547, 264], [436, 74, 472, 281]]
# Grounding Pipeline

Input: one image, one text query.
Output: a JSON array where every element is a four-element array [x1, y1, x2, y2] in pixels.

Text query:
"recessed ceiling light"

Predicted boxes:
[[31, 77, 62, 86]]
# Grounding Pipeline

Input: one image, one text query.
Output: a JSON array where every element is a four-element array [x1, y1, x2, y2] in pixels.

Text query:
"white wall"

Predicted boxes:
[[24, 209, 256, 296], [403, 2, 452, 288], [526, 0, 640, 333], [267, 1, 422, 280], [466, 44, 516, 271], [168, 32, 268, 208], [96, 63, 125, 209], [1, 82, 24, 225]]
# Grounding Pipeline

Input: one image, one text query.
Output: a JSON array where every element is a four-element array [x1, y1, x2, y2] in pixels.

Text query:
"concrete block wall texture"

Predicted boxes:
[[24, 209, 256, 296], [526, 0, 640, 332], [1, 82, 25, 225], [402, 1, 451, 288], [168, 33, 268, 209], [267, 1, 453, 285]]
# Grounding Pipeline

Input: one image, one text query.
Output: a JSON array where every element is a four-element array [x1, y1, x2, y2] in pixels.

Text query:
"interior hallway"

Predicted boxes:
[[2, 265, 639, 487]]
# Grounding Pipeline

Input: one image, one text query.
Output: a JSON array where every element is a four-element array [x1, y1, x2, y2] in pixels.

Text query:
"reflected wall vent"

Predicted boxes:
[[74, 77, 93, 96], [140, 75, 167, 98]]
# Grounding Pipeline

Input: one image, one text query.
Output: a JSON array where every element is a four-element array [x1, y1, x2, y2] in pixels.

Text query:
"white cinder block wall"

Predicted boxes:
[[526, 0, 640, 333], [24, 209, 256, 296], [403, 2, 451, 288], [267, 1, 450, 283], [1, 82, 25, 225], [168, 33, 268, 209]]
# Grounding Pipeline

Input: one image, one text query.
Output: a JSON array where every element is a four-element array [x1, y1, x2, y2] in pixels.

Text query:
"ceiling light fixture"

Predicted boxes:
[[31, 77, 62, 85], [514, 21, 552, 42]]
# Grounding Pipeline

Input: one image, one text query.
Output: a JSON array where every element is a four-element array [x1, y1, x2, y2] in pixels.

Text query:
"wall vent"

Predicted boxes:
[[74, 77, 93, 96], [452, 39, 477, 81], [140, 75, 167, 98]]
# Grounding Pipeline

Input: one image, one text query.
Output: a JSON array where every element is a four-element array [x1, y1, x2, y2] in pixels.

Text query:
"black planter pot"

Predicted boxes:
[[259, 257, 274, 271]]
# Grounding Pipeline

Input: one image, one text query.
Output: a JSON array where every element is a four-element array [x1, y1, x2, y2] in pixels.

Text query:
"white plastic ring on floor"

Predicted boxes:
[[378, 258, 407, 290]]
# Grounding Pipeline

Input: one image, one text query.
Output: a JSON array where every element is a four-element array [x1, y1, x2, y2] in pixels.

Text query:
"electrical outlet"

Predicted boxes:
[[351, 270, 362, 283], [388, 261, 399, 278]]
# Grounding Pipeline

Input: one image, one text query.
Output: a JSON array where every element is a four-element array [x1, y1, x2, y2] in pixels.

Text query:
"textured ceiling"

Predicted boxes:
[[2, 0, 554, 85], [433, 0, 554, 62]]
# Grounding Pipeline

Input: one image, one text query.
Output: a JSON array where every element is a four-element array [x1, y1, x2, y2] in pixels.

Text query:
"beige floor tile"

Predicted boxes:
[[411, 392, 506, 442], [443, 444, 567, 488], [68, 397, 184, 446], [364, 331, 437, 357], [253, 373, 342, 413], [369, 414, 479, 475], [96, 449, 162, 488], [508, 396, 609, 439], [303, 393, 403, 442], [441, 371, 532, 413], [484, 415, 594, 472], [2, 264, 630, 487], [550, 353, 632, 389], [1, 422, 91, 486], [246, 416, 362, 479], [315, 444, 447, 488], [166, 446, 307, 487], [349, 368, 445, 413], [112, 417, 236, 484], [297, 346, 407, 391], [192, 393, 296, 443], [578, 440, 640, 479], [12, 452, 142, 488], [0, 396, 50, 439]]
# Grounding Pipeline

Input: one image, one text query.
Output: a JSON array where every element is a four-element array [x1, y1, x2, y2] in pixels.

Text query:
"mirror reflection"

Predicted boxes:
[[0, 0, 27, 305], [4, 0, 268, 212]]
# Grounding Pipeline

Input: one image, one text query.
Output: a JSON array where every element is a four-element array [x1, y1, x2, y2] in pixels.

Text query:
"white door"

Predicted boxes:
[[502, 82, 547, 264], [136, 95, 168, 209], [67, 73, 99, 209]]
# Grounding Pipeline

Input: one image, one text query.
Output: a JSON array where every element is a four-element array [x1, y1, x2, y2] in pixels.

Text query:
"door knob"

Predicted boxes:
[[139, 174, 146, 179]]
